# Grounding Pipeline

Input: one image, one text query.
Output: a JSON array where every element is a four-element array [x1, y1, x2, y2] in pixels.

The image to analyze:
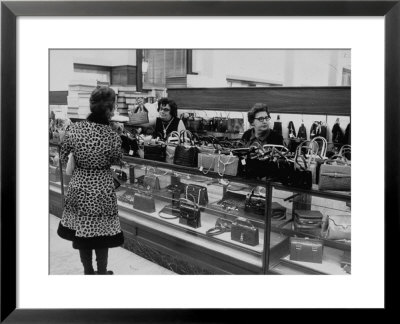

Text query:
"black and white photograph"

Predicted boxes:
[[49, 49, 352, 276], [2, 1, 395, 317]]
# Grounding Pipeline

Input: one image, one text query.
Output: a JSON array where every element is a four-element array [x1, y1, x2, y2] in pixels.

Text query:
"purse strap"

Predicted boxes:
[[185, 187, 201, 206], [179, 130, 194, 145], [216, 154, 236, 177], [199, 153, 215, 175]]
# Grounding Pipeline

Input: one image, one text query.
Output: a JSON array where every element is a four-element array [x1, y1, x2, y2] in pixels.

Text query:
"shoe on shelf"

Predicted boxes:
[[95, 270, 114, 275]]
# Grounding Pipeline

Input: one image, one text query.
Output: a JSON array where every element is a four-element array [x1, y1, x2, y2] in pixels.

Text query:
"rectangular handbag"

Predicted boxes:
[[290, 237, 323, 263], [293, 210, 323, 236], [133, 193, 156, 213], [173, 144, 199, 167], [197, 153, 217, 174], [179, 196, 201, 228], [214, 154, 239, 177], [128, 105, 149, 125], [231, 217, 259, 246], [185, 184, 208, 206], [244, 187, 266, 215], [318, 163, 351, 191], [143, 174, 161, 191], [144, 143, 167, 162]]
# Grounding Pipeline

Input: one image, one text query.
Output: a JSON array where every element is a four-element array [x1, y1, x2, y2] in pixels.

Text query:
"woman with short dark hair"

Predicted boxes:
[[57, 86, 124, 275], [153, 97, 186, 140], [242, 103, 283, 146]]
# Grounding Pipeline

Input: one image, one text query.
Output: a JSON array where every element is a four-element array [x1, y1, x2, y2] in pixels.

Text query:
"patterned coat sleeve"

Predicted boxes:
[[60, 127, 73, 164], [110, 133, 123, 165]]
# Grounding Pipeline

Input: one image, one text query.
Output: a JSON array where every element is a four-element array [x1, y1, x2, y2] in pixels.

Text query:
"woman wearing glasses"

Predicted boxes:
[[242, 103, 283, 146], [153, 97, 186, 140]]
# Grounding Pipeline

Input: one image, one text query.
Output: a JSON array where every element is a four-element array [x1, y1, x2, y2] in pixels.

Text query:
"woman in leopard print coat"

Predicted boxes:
[[57, 86, 124, 275]]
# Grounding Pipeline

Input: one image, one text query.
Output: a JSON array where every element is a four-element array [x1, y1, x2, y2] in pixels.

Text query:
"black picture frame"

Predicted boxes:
[[1, 0, 398, 322]]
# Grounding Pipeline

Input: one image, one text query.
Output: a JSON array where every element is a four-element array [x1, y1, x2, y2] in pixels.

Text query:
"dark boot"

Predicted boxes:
[[95, 270, 114, 275]]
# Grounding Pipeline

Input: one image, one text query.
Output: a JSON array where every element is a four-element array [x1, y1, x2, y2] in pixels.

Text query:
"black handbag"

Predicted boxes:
[[173, 130, 199, 167], [179, 194, 201, 228], [185, 184, 208, 207], [144, 142, 166, 162], [293, 210, 323, 236], [231, 217, 259, 246]]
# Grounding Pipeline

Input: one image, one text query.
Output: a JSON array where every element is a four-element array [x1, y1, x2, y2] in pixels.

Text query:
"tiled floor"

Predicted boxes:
[[49, 214, 176, 275]]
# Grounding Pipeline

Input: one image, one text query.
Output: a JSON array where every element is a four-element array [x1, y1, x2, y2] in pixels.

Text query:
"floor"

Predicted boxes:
[[49, 214, 176, 275]]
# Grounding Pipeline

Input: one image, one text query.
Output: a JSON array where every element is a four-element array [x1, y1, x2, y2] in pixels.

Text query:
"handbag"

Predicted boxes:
[[231, 217, 259, 246], [289, 237, 323, 264], [144, 141, 167, 162], [128, 104, 149, 125], [138, 167, 161, 191], [318, 161, 351, 191], [133, 193, 156, 213], [293, 210, 323, 236], [321, 214, 351, 240], [185, 184, 208, 206], [197, 153, 217, 174], [65, 152, 75, 176], [179, 194, 201, 228], [206, 218, 233, 236], [214, 154, 239, 177], [173, 130, 199, 167]]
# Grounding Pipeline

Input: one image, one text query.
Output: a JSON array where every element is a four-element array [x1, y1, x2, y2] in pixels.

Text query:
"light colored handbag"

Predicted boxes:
[[198, 153, 217, 174], [65, 152, 75, 175], [128, 105, 149, 125], [214, 154, 239, 177], [321, 214, 351, 240]]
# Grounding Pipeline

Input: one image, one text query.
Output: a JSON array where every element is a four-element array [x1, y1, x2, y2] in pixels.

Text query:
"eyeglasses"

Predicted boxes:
[[160, 107, 170, 112], [255, 116, 271, 122]]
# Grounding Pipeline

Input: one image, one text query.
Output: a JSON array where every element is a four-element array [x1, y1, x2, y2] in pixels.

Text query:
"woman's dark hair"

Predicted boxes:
[[87, 86, 116, 125], [247, 103, 271, 124], [157, 97, 178, 118]]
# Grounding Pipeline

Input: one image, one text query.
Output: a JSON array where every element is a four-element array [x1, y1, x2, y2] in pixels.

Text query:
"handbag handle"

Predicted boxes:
[[310, 136, 327, 158], [198, 153, 215, 175], [179, 130, 194, 145], [166, 131, 180, 144], [181, 193, 200, 210], [133, 104, 148, 114], [215, 154, 236, 177], [185, 186, 201, 206]]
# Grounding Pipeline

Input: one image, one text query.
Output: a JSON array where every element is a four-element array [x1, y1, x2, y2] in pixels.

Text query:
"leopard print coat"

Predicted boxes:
[[57, 121, 124, 249]]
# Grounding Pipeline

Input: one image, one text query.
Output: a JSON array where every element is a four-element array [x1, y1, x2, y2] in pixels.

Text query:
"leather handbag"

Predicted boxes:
[[185, 184, 208, 206], [128, 104, 149, 125], [244, 186, 266, 215], [321, 214, 351, 240], [293, 210, 323, 236], [144, 142, 167, 162], [179, 194, 201, 228], [206, 218, 233, 236], [173, 131, 199, 167], [231, 217, 259, 246], [133, 193, 156, 213], [290, 237, 323, 263], [318, 162, 351, 191], [214, 154, 239, 177]]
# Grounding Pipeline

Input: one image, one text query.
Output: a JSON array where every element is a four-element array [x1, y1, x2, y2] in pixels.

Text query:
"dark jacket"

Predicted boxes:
[[154, 116, 182, 140], [241, 128, 284, 146]]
